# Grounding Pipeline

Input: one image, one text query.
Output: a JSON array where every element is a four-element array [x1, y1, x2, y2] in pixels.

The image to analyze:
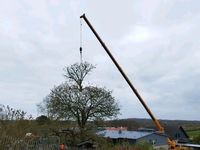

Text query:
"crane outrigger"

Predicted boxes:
[[80, 14, 194, 150]]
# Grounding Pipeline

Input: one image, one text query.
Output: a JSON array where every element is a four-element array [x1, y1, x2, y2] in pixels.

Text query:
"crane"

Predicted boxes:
[[80, 14, 191, 150]]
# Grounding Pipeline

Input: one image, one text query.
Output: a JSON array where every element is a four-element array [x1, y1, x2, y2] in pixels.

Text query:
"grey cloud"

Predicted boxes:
[[0, 0, 200, 120]]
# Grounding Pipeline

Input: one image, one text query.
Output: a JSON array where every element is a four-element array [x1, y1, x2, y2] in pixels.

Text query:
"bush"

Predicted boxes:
[[192, 135, 200, 144], [36, 115, 50, 125], [134, 141, 154, 150]]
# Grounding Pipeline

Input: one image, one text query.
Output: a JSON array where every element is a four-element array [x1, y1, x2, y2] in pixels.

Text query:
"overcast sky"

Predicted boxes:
[[0, 0, 200, 120]]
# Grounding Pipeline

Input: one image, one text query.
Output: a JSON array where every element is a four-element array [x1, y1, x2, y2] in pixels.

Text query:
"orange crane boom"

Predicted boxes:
[[80, 14, 164, 132], [80, 14, 192, 150]]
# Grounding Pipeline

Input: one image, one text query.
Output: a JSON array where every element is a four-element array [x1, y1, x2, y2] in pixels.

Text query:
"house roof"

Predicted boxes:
[[97, 130, 154, 139], [106, 127, 128, 131], [164, 126, 189, 139], [164, 126, 179, 138]]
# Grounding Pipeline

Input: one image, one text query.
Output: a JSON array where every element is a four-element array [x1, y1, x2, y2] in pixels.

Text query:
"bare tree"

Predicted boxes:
[[63, 62, 95, 91], [40, 62, 120, 130], [0, 105, 27, 120]]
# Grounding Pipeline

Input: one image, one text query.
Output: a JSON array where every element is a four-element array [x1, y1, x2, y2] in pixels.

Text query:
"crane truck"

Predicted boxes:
[[79, 14, 197, 150]]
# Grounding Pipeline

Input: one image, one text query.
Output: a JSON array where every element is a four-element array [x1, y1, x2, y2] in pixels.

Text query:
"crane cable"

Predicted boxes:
[[80, 18, 83, 63]]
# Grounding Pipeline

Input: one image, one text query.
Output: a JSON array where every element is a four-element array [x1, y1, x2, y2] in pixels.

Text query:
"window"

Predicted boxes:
[[149, 139, 157, 145]]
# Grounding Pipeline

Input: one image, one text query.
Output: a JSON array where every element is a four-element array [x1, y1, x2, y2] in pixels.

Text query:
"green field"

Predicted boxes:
[[187, 130, 200, 138]]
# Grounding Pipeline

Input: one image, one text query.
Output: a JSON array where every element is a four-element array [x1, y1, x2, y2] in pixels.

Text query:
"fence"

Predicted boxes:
[[0, 136, 60, 150], [0, 136, 98, 150]]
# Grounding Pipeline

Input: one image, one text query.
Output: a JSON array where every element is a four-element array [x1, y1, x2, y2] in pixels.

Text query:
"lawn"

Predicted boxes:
[[187, 130, 200, 138]]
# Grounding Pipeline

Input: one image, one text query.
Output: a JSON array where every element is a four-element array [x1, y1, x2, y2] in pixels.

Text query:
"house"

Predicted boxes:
[[164, 126, 189, 143], [97, 129, 168, 147]]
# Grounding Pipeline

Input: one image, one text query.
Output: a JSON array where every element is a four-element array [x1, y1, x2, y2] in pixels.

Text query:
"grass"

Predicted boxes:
[[187, 130, 200, 138]]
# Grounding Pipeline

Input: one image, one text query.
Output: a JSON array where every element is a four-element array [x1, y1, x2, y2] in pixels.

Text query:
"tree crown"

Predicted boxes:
[[40, 62, 120, 129]]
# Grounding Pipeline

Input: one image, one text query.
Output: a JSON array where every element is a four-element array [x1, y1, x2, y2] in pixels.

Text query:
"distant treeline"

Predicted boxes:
[[105, 118, 200, 131]]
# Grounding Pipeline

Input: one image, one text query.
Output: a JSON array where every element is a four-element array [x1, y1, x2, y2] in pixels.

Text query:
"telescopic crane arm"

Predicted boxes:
[[80, 14, 164, 132], [80, 14, 181, 150]]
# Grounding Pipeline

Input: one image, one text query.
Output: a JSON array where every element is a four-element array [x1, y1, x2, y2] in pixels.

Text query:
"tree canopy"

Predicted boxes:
[[36, 115, 50, 125], [40, 62, 120, 130]]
